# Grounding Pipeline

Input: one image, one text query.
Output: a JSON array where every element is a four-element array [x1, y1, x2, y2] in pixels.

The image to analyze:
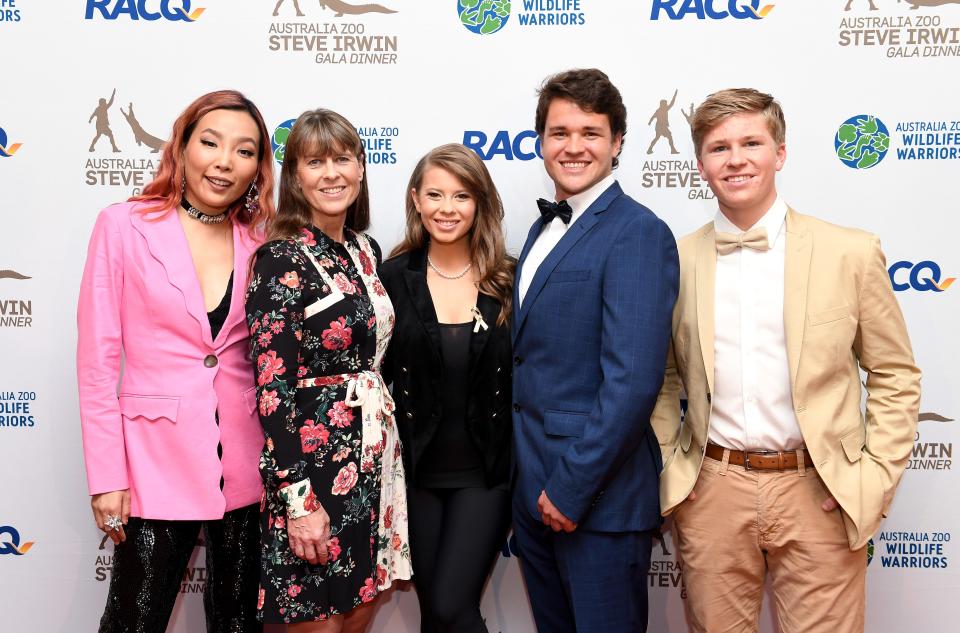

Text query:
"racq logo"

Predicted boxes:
[[85, 0, 205, 21], [650, 0, 775, 20], [888, 260, 955, 292], [463, 129, 542, 161]]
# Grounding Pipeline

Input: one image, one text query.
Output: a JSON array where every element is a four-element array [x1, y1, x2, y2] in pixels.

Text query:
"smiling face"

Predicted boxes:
[[412, 166, 477, 248], [697, 111, 786, 226], [182, 109, 260, 214], [295, 145, 364, 226], [541, 98, 622, 201]]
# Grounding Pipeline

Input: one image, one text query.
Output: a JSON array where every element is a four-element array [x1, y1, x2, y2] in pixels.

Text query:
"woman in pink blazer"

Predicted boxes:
[[77, 90, 275, 633]]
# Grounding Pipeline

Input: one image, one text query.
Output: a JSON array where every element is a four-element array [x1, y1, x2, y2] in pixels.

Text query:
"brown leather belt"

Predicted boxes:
[[705, 443, 811, 471]]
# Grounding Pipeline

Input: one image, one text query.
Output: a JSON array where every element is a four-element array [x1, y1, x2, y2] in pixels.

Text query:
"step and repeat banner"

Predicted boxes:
[[1, 1, 958, 631]]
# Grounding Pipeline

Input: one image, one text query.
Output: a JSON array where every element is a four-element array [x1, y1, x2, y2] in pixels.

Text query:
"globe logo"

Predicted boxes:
[[835, 114, 890, 170], [458, 0, 511, 35], [866, 538, 875, 566], [271, 118, 298, 165]]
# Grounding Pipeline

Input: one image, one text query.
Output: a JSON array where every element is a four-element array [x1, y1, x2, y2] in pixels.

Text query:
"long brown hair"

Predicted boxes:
[[391, 143, 515, 326], [131, 90, 275, 231], [266, 109, 370, 242]]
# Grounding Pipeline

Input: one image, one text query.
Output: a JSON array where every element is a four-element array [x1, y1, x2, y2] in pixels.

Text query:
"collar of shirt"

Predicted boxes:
[[550, 172, 617, 228], [714, 196, 788, 251]]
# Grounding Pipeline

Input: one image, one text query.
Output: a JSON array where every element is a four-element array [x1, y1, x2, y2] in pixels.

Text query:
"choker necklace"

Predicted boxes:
[[181, 198, 228, 225], [427, 255, 472, 280]]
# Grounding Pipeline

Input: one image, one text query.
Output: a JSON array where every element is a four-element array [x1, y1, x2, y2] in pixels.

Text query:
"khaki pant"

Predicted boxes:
[[672, 453, 866, 633]]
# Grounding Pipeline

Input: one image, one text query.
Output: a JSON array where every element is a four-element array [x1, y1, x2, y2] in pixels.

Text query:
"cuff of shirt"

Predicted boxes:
[[279, 479, 315, 519]]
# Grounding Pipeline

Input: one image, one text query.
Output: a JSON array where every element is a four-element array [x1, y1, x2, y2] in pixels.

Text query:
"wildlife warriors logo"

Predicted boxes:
[[0, 127, 22, 158], [458, 0, 511, 34], [834, 114, 890, 169], [271, 118, 297, 165]]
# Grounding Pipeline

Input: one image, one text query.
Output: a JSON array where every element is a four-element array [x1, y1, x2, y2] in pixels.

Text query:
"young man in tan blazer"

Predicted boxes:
[[651, 88, 921, 633]]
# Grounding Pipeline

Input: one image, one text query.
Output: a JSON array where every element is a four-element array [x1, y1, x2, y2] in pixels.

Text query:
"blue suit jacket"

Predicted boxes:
[[512, 181, 679, 532]]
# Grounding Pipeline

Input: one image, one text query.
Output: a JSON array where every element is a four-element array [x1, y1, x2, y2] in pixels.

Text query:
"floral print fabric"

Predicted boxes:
[[246, 227, 410, 623]]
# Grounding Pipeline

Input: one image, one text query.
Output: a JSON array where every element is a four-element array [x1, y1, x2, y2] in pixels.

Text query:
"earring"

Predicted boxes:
[[180, 175, 186, 196], [245, 180, 260, 215]]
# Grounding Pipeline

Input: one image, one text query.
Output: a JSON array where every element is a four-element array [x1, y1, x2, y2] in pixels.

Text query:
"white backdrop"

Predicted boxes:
[[1, 1, 958, 631]]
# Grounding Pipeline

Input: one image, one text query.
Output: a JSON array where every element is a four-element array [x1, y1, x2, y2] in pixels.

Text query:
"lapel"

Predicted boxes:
[[783, 207, 812, 389], [695, 225, 717, 394], [513, 217, 545, 340], [468, 292, 500, 379], [403, 248, 442, 364], [513, 181, 622, 341], [130, 208, 211, 346], [214, 223, 258, 347]]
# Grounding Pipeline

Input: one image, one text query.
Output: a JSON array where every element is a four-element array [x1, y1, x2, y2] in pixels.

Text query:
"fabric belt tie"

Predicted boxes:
[[705, 442, 811, 471]]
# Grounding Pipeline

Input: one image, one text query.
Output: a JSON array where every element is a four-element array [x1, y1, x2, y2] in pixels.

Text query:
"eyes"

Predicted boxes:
[[707, 140, 764, 154], [424, 191, 472, 202], [306, 155, 355, 167], [199, 137, 257, 158]]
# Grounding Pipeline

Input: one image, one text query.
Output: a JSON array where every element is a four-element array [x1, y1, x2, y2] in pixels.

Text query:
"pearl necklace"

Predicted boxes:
[[427, 255, 472, 280]]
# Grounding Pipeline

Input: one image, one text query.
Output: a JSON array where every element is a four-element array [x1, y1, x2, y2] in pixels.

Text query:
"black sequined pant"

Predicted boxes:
[[99, 503, 262, 633]]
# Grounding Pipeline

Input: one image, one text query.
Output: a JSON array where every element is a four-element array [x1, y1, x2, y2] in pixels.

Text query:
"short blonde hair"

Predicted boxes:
[[691, 88, 785, 157]]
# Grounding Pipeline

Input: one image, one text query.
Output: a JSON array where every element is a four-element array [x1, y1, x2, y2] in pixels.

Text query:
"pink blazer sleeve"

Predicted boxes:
[[77, 207, 128, 495]]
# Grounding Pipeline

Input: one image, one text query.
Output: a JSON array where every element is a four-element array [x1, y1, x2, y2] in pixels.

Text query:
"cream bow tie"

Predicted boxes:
[[715, 227, 770, 255]]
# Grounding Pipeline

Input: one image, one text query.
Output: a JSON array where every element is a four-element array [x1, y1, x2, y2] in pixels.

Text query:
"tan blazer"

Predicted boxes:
[[651, 208, 921, 550]]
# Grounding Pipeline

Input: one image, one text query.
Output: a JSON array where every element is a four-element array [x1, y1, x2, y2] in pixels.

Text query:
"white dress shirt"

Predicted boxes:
[[709, 197, 805, 451], [518, 173, 616, 307]]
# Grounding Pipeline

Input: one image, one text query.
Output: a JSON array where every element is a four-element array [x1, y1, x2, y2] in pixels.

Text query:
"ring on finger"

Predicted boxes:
[[105, 515, 123, 531]]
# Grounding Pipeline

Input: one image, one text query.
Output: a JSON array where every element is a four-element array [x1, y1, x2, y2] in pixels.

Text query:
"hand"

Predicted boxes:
[[288, 505, 332, 565], [821, 495, 840, 512], [91, 489, 130, 545], [538, 491, 577, 533]]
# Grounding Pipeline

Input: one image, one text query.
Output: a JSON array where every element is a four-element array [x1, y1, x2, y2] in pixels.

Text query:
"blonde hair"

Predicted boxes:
[[691, 88, 785, 157], [390, 144, 515, 326]]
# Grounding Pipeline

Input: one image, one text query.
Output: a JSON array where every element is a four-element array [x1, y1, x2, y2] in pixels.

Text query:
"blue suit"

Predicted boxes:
[[512, 181, 679, 632]]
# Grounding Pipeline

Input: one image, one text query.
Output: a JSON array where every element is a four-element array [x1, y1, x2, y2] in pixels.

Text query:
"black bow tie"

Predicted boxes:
[[537, 198, 573, 225]]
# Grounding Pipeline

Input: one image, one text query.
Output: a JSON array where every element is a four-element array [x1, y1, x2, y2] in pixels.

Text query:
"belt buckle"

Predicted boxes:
[[744, 451, 755, 470], [744, 450, 784, 471]]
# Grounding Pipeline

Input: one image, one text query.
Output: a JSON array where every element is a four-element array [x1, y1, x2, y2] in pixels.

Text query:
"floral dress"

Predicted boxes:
[[245, 226, 411, 623]]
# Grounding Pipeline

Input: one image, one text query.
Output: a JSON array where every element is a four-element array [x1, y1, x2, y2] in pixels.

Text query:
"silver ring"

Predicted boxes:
[[105, 515, 123, 531]]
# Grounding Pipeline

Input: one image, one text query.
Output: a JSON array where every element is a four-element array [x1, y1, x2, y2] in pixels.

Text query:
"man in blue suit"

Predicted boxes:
[[512, 68, 679, 632]]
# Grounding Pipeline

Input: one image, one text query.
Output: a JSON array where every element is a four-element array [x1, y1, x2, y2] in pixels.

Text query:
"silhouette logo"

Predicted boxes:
[[0, 127, 22, 158], [271, 118, 298, 165], [85, 0, 206, 21], [647, 89, 686, 155], [0, 526, 34, 556], [0, 270, 31, 280], [88, 90, 164, 154], [919, 412, 955, 422], [459, 0, 511, 34], [272, 0, 396, 17], [835, 115, 890, 169]]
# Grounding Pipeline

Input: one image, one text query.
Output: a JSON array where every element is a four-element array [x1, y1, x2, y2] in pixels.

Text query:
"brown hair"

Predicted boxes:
[[266, 109, 369, 242], [390, 144, 515, 326], [691, 88, 786, 157], [534, 68, 627, 168], [131, 90, 275, 232]]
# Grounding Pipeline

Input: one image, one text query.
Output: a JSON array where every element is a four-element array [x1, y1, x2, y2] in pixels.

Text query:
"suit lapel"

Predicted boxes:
[[213, 223, 256, 347], [468, 292, 500, 379], [403, 249, 442, 363], [783, 208, 812, 388], [130, 209, 211, 345], [695, 226, 717, 394], [513, 217, 545, 340], [514, 182, 622, 340]]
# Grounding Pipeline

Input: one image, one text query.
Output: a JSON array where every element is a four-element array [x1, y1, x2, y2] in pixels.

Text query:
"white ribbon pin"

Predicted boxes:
[[471, 306, 489, 333]]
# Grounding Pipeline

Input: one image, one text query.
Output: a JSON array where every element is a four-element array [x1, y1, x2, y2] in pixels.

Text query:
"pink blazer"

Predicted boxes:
[[77, 201, 264, 520]]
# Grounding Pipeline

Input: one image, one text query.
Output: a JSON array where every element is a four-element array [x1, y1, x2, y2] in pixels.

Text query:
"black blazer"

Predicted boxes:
[[381, 247, 513, 488]]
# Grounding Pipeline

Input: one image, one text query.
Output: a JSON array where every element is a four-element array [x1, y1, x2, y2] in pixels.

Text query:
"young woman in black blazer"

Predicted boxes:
[[381, 144, 514, 633]]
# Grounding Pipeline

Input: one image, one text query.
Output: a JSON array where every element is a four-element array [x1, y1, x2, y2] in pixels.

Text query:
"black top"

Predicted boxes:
[[380, 247, 514, 489], [417, 322, 485, 488], [207, 272, 234, 339]]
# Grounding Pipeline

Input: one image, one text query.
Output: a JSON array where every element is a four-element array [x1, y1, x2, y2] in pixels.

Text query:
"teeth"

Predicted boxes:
[[321, 187, 345, 194], [563, 162, 588, 168], [208, 177, 231, 186], [727, 175, 752, 182]]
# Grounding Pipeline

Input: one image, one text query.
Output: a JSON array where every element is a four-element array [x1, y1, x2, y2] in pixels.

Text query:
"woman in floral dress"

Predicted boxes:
[[245, 109, 410, 631]]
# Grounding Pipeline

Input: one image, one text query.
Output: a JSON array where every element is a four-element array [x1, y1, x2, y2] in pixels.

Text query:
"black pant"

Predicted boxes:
[[407, 486, 512, 633], [99, 503, 261, 633]]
